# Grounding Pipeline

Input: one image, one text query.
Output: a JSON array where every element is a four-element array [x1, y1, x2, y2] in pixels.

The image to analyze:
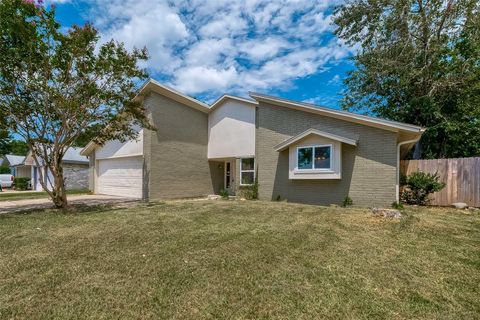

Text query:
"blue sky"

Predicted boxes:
[[51, 0, 354, 108]]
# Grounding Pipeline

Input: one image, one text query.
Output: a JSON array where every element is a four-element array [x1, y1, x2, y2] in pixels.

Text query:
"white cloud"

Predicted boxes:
[[97, 2, 189, 73], [81, 0, 351, 97], [185, 38, 234, 67], [174, 66, 238, 93], [239, 37, 291, 62], [198, 13, 248, 38]]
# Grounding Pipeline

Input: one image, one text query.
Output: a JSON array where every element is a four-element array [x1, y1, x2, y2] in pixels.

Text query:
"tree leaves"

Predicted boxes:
[[334, 0, 480, 158], [0, 0, 151, 207]]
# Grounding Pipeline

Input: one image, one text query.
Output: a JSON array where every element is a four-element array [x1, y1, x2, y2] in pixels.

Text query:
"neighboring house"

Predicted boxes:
[[0, 154, 26, 175], [13, 147, 89, 191], [81, 80, 424, 206]]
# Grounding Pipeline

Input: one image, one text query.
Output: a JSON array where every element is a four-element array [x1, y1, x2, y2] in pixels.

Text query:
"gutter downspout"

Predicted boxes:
[[396, 137, 422, 202]]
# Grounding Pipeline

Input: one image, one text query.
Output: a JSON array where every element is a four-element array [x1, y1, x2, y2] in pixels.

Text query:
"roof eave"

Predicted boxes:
[[138, 79, 210, 113], [80, 141, 97, 156], [209, 94, 258, 111], [274, 128, 358, 152], [249, 92, 425, 134]]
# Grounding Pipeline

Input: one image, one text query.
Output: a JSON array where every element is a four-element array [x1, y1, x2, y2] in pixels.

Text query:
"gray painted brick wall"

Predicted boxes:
[[143, 92, 215, 200], [256, 102, 398, 206], [64, 163, 89, 190]]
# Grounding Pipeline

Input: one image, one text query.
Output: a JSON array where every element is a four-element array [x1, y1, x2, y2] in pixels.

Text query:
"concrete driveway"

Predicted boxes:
[[0, 194, 139, 214]]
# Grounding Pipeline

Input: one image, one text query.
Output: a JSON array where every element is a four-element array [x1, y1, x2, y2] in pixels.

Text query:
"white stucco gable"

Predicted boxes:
[[207, 95, 257, 159], [95, 128, 144, 160]]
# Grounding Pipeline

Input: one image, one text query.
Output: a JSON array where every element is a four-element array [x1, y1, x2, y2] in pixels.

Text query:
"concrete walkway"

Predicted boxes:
[[0, 194, 139, 214]]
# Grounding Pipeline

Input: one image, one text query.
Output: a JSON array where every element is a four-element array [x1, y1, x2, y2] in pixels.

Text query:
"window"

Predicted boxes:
[[297, 145, 332, 170], [240, 158, 255, 185]]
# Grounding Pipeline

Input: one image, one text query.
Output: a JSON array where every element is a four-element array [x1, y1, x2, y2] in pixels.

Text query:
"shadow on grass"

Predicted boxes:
[[0, 201, 149, 219]]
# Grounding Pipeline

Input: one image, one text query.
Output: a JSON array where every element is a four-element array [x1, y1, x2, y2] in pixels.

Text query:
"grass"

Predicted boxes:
[[0, 188, 90, 201], [0, 201, 479, 319]]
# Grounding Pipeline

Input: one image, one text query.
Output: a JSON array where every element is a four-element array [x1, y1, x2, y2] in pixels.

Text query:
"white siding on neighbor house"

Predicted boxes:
[[208, 100, 255, 159], [95, 129, 144, 160], [97, 156, 143, 198], [15, 166, 31, 178], [34, 166, 54, 191]]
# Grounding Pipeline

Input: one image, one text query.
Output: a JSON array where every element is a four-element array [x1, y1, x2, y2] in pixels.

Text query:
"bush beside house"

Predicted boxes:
[[401, 171, 446, 205]]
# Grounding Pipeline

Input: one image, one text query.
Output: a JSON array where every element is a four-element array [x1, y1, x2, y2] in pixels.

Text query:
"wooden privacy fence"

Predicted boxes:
[[400, 157, 480, 207]]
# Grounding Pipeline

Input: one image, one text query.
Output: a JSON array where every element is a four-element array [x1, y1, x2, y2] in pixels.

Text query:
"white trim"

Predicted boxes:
[[275, 128, 357, 152], [239, 157, 255, 186], [296, 144, 333, 171], [250, 92, 425, 134], [95, 154, 143, 161], [210, 94, 258, 111]]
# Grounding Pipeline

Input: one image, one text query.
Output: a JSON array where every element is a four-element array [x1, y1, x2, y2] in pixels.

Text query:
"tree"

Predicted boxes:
[[334, 0, 480, 159], [0, 129, 11, 156], [0, 0, 152, 208], [9, 140, 29, 156], [72, 123, 102, 148]]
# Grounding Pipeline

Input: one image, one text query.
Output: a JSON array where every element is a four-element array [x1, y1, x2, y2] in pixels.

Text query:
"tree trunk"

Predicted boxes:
[[51, 165, 68, 209]]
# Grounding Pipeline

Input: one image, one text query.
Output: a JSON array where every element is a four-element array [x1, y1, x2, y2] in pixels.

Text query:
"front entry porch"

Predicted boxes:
[[209, 158, 238, 196]]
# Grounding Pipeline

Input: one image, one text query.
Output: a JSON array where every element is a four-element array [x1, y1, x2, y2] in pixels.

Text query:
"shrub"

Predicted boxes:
[[238, 182, 259, 200], [391, 201, 404, 210], [219, 189, 229, 200], [0, 166, 11, 174], [14, 177, 31, 190], [342, 196, 353, 207], [401, 171, 445, 205]]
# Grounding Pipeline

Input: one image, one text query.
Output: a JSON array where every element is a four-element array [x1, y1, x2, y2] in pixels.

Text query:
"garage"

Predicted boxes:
[[97, 156, 143, 198]]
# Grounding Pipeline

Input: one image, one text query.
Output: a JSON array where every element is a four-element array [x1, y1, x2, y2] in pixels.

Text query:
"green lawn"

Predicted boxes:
[[0, 201, 479, 319], [0, 188, 90, 201]]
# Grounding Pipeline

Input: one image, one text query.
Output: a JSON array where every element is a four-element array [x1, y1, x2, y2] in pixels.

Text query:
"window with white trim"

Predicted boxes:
[[240, 158, 255, 185], [297, 145, 332, 170]]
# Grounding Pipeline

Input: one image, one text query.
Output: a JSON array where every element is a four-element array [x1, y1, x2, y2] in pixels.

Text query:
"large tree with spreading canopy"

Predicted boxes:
[[0, 0, 152, 208], [334, 0, 480, 159]]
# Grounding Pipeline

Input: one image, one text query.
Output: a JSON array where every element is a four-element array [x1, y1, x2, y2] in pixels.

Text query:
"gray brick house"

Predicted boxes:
[[12, 147, 89, 191], [81, 79, 424, 206]]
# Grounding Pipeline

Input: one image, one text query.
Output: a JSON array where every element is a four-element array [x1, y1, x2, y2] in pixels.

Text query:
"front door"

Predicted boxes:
[[224, 161, 235, 195]]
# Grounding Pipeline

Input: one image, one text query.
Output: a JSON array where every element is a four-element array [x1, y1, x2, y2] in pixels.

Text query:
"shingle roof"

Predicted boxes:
[[63, 147, 89, 163], [4, 154, 25, 166], [25, 146, 88, 165]]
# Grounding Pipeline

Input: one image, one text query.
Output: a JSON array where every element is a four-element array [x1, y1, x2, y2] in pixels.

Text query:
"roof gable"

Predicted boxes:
[[209, 94, 258, 111], [249, 92, 424, 134], [25, 146, 88, 165], [4, 154, 26, 166], [274, 128, 358, 152], [136, 79, 210, 113]]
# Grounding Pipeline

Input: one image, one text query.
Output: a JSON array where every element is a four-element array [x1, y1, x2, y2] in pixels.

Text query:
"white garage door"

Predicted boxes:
[[97, 157, 143, 198]]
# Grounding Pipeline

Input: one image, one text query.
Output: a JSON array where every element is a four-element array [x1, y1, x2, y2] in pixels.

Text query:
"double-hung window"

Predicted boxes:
[[240, 158, 255, 185], [297, 145, 332, 170]]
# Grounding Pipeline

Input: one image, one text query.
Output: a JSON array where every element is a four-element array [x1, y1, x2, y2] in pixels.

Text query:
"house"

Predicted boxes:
[[12, 147, 89, 191], [81, 79, 424, 206], [0, 154, 26, 175]]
